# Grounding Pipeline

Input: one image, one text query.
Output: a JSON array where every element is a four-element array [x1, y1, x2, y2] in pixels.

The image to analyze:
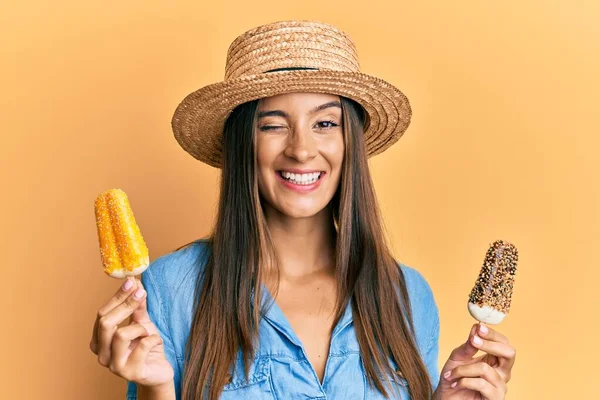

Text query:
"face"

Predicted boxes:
[[255, 92, 345, 219]]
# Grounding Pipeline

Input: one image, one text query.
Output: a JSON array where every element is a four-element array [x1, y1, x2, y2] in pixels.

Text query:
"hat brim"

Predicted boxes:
[[171, 69, 411, 168]]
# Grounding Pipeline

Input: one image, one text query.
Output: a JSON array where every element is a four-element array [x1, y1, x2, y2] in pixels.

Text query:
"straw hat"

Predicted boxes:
[[171, 20, 412, 168]]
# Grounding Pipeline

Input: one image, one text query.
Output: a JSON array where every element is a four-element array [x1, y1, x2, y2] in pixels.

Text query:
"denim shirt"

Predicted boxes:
[[126, 240, 440, 399]]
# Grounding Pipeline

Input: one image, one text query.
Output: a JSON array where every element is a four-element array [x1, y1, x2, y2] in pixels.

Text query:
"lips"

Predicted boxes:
[[277, 170, 323, 184], [274, 170, 326, 193]]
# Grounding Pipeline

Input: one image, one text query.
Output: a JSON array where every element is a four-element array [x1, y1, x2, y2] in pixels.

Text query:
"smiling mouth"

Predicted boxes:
[[277, 171, 325, 185]]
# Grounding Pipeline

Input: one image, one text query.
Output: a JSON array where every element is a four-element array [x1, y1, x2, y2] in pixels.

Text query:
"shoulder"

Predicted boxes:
[[140, 239, 211, 311], [398, 263, 436, 309], [143, 239, 211, 288]]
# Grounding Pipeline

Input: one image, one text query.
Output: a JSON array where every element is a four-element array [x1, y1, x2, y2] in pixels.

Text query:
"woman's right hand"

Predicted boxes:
[[90, 276, 175, 388]]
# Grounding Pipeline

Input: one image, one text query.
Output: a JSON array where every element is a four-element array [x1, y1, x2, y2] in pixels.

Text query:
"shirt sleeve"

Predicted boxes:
[[424, 295, 441, 392], [126, 265, 179, 399], [400, 264, 441, 393]]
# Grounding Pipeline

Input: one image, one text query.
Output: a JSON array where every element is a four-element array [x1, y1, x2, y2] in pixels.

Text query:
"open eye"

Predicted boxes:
[[315, 120, 339, 129]]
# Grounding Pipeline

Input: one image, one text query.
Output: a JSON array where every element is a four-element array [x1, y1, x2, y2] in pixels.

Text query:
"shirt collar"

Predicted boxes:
[[253, 284, 354, 346]]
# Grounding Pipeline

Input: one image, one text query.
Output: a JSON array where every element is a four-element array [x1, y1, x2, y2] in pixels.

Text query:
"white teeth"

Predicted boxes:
[[280, 171, 322, 185]]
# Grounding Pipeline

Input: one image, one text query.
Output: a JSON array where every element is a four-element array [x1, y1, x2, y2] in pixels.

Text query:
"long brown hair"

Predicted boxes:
[[178, 96, 432, 399]]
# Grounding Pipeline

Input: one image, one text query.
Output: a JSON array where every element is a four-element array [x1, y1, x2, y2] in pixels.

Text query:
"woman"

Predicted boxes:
[[90, 20, 516, 399]]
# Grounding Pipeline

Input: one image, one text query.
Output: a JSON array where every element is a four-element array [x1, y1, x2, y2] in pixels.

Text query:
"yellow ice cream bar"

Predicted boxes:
[[94, 188, 149, 278]]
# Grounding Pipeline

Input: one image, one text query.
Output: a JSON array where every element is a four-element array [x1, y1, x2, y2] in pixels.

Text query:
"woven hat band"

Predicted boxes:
[[224, 23, 360, 80], [265, 67, 319, 73]]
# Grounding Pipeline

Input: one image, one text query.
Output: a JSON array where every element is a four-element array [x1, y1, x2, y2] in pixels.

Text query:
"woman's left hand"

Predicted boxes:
[[434, 323, 516, 400]]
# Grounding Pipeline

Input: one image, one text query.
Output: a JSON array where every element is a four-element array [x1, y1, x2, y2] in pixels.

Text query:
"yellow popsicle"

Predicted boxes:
[[94, 188, 149, 278]]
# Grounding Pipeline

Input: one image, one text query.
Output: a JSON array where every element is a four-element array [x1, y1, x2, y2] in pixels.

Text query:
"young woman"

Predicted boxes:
[[90, 21, 516, 400]]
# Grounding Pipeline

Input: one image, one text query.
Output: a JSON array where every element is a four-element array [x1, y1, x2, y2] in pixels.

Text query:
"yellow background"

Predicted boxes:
[[2, 1, 597, 398]]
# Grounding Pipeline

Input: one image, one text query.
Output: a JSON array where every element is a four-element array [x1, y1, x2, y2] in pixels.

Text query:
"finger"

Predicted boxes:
[[126, 334, 165, 379], [477, 323, 509, 344], [90, 317, 100, 354], [471, 334, 517, 373], [448, 324, 480, 362], [98, 277, 139, 317], [131, 296, 150, 324], [446, 362, 504, 389], [109, 323, 150, 373], [130, 279, 152, 324], [451, 377, 503, 399], [91, 277, 138, 353], [97, 286, 147, 366]]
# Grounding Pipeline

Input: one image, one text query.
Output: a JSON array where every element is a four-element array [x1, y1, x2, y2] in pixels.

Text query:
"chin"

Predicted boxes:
[[276, 200, 330, 219], [279, 206, 322, 219]]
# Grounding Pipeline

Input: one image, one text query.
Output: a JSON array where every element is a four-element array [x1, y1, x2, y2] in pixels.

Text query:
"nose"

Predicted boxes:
[[284, 126, 317, 162]]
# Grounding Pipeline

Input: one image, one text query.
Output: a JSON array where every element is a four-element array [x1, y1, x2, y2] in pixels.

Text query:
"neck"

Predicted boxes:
[[263, 203, 337, 281]]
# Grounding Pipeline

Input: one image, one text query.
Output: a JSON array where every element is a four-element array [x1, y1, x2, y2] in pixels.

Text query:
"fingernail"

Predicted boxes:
[[134, 288, 145, 299], [122, 278, 133, 291], [473, 335, 483, 346], [443, 371, 451, 380], [479, 324, 489, 335], [451, 381, 457, 388]]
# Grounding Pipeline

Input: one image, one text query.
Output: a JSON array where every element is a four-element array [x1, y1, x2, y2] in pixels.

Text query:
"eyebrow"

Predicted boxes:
[[257, 100, 342, 119]]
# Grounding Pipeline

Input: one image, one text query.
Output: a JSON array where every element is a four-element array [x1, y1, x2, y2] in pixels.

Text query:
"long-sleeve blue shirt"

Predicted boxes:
[[126, 240, 440, 399]]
